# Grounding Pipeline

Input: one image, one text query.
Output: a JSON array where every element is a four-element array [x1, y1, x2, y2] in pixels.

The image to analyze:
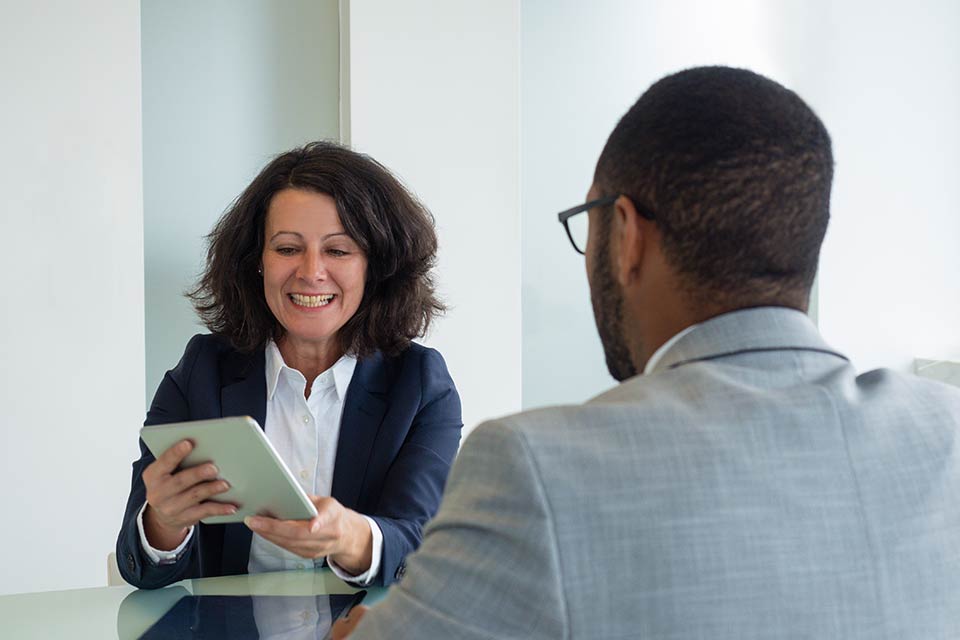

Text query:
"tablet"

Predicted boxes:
[[139, 416, 318, 525]]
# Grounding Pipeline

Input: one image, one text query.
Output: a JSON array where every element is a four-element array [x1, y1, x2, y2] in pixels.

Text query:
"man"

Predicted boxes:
[[336, 67, 960, 638]]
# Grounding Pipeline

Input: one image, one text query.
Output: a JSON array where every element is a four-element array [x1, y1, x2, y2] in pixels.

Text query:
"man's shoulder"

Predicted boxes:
[[856, 364, 960, 398], [848, 365, 960, 424], [468, 383, 683, 464], [491, 372, 698, 438], [475, 362, 960, 469]]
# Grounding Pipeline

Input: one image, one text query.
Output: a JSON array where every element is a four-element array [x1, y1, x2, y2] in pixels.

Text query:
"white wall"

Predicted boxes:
[[521, 0, 960, 408], [0, 1, 144, 595], [348, 0, 522, 434], [809, 0, 960, 372], [142, 0, 341, 406], [521, 0, 791, 408]]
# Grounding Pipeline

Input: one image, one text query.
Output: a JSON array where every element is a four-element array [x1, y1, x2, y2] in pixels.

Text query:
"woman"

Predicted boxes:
[[117, 142, 462, 590]]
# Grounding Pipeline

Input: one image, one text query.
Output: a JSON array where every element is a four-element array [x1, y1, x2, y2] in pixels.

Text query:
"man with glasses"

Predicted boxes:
[[336, 66, 960, 639]]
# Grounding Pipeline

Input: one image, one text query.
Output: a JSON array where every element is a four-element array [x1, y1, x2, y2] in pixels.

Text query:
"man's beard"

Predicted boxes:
[[589, 233, 638, 382]]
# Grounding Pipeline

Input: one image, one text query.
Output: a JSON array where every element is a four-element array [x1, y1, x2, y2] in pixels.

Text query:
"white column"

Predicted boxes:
[[348, 0, 522, 435], [0, 0, 145, 595]]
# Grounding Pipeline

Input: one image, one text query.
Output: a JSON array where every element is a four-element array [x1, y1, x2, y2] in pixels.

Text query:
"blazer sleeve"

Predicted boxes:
[[352, 419, 568, 639], [366, 348, 464, 586], [116, 334, 208, 589]]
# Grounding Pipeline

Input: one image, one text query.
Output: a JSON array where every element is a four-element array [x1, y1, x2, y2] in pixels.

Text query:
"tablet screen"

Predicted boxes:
[[139, 593, 363, 639]]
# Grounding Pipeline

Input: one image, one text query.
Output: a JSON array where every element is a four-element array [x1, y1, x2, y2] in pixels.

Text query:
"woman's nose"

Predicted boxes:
[[298, 249, 327, 281]]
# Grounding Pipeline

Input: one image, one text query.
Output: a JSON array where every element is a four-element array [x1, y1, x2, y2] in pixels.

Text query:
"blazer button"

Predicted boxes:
[[395, 563, 405, 581], [126, 553, 136, 573]]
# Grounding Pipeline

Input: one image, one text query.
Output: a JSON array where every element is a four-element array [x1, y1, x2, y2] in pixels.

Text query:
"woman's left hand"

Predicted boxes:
[[244, 496, 374, 574]]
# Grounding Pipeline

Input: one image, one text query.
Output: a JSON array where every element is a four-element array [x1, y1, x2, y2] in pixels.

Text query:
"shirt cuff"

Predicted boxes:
[[136, 502, 194, 566], [326, 515, 383, 585]]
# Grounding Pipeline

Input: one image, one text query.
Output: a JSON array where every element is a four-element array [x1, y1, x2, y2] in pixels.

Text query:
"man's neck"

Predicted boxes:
[[643, 324, 700, 374], [632, 299, 747, 373]]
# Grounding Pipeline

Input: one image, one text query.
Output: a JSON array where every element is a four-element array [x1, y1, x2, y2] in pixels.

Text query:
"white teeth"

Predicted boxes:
[[289, 293, 334, 307]]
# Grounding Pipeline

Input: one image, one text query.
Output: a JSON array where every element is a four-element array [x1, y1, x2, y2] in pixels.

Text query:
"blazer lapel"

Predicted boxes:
[[331, 352, 389, 511], [219, 349, 267, 427], [218, 347, 267, 575]]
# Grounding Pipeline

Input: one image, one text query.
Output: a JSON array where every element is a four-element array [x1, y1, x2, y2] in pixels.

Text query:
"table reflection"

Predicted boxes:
[[115, 570, 377, 640], [136, 593, 361, 639]]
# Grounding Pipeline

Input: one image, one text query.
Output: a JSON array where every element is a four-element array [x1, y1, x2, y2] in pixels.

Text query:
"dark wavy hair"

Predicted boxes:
[[188, 141, 445, 356]]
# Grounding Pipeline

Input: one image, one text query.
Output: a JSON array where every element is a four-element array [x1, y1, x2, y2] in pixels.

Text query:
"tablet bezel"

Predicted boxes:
[[139, 416, 319, 524]]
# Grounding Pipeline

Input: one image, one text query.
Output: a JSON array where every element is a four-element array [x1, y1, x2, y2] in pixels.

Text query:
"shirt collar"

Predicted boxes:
[[265, 340, 285, 400], [643, 323, 700, 375], [329, 354, 358, 402], [264, 339, 357, 401], [652, 306, 840, 373]]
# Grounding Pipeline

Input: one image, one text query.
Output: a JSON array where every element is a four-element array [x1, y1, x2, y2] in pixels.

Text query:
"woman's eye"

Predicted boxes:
[[327, 248, 349, 257], [276, 246, 299, 256]]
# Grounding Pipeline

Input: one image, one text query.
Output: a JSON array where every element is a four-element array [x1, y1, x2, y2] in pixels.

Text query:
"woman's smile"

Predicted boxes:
[[288, 293, 336, 308]]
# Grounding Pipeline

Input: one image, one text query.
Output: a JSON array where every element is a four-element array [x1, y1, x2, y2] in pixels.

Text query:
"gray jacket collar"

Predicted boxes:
[[651, 306, 848, 374]]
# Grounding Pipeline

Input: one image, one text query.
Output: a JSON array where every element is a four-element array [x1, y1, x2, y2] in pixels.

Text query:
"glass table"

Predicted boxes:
[[0, 569, 386, 639]]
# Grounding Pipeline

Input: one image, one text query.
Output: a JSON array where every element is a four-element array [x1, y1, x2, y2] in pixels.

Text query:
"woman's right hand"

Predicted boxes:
[[141, 439, 236, 550]]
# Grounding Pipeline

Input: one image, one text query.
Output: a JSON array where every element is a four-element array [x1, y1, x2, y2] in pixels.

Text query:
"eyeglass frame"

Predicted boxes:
[[556, 194, 656, 255]]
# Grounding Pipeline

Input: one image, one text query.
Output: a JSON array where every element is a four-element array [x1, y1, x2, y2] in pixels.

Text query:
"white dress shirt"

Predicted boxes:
[[643, 323, 699, 375], [137, 340, 383, 585]]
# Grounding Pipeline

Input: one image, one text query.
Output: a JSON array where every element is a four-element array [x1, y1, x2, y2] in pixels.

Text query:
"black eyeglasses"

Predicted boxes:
[[557, 194, 655, 255]]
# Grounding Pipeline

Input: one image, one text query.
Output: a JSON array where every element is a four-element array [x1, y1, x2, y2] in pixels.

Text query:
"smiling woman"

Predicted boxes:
[[116, 142, 462, 590], [190, 142, 445, 358], [261, 189, 369, 375]]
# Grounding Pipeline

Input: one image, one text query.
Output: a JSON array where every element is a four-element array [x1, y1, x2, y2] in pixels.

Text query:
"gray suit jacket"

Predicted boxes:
[[352, 307, 960, 639]]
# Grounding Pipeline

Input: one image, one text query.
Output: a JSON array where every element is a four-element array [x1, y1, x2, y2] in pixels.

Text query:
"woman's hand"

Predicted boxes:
[[142, 439, 236, 550], [244, 496, 374, 575], [331, 604, 369, 639]]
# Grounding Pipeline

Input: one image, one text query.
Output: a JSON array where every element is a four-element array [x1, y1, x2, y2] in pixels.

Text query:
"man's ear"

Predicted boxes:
[[613, 195, 644, 287]]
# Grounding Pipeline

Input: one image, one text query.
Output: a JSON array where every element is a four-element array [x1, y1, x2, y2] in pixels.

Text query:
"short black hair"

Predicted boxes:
[[595, 66, 833, 308], [189, 141, 444, 356]]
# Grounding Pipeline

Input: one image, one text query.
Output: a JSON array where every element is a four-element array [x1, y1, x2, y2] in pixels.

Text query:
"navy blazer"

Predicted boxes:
[[117, 334, 462, 589]]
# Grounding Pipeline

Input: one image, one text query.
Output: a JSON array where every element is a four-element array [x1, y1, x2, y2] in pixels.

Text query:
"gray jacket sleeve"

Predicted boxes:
[[350, 419, 569, 639]]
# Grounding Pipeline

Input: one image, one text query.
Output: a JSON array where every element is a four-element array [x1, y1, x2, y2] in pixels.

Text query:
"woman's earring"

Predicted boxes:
[[257, 267, 263, 275]]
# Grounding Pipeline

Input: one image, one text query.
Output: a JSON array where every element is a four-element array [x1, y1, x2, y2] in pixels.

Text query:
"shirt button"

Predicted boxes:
[[302, 415, 310, 423], [296, 563, 305, 570], [300, 470, 309, 480]]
